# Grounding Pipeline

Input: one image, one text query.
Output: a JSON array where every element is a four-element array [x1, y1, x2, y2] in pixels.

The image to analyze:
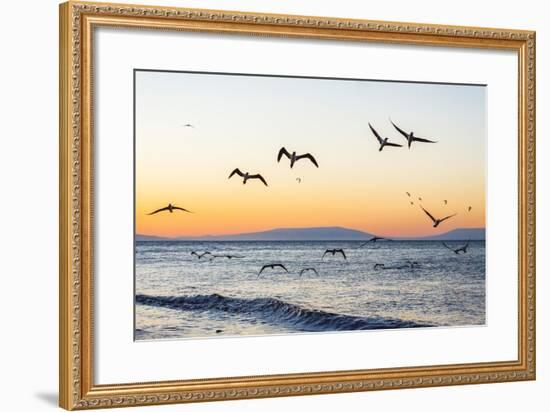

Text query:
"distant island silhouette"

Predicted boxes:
[[136, 226, 485, 242]]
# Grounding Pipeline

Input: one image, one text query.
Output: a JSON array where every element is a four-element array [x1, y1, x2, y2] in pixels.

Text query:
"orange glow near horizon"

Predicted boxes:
[[135, 71, 486, 238]]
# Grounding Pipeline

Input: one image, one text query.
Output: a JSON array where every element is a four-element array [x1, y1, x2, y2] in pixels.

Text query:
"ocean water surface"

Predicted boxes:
[[135, 240, 485, 340]]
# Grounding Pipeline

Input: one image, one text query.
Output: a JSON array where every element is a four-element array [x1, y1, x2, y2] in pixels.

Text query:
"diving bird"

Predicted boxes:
[[322, 249, 347, 260], [299, 267, 319, 276], [390, 119, 437, 149], [258, 263, 288, 276], [443, 240, 470, 254], [148, 203, 192, 215], [211, 254, 244, 260], [369, 123, 403, 151], [228, 168, 268, 186], [420, 206, 457, 228], [277, 147, 319, 168], [359, 236, 387, 247], [191, 251, 212, 259]]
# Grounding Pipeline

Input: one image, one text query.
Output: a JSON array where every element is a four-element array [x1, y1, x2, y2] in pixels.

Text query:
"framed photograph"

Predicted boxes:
[[59, 1, 536, 409]]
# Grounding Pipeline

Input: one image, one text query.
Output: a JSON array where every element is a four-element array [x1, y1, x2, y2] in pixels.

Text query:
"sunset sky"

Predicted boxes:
[[135, 70, 486, 238]]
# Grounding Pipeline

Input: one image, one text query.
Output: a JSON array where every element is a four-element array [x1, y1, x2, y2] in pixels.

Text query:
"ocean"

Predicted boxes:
[[135, 240, 485, 340]]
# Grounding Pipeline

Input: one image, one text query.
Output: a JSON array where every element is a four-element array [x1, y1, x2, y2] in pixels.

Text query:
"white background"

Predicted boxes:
[[95, 27, 517, 383], [0, 0, 546, 411]]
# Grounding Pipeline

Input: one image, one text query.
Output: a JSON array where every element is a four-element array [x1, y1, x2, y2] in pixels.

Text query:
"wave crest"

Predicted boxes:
[[136, 293, 430, 331]]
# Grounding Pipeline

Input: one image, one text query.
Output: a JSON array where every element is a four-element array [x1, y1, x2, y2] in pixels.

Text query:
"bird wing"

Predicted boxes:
[[368, 123, 383, 144], [249, 174, 268, 186], [148, 206, 170, 215], [311, 268, 319, 275], [172, 206, 192, 213], [276, 264, 289, 272], [277, 147, 291, 162], [228, 168, 244, 179], [390, 120, 410, 139], [439, 213, 457, 223], [385, 141, 403, 148], [202, 251, 212, 257], [411, 136, 437, 143], [299, 269, 306, 275], [296, 153, 319, 167], [191, 251, 198, 256], [420, 206, 437, 223], [322, 250, 330, 258], [337, 249, 347, 260], [258, 265, 269, 275], [442, 242, 454, 251]]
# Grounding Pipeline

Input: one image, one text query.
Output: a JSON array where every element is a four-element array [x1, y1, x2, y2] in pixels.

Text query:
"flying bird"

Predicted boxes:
[[228, 168, 268, 186], [420, 206, 457, 228], [359, 236, 387, 247], [148, 203, 192, 215], [390, 119, 437, 149], [322, 249, 347, 260], [442, 240, 470, 254], [369, 123, 403, 151], [410, 201, 414, 206], [258, 263, 288, 276], [406, 192, 411, 197], [182, 123, 194, 128], [443, 200, 448, 205], [296, 177, 302, 183], [191, 251, 212, 259], [418, 197, 423, 202], [299, 267, 319, 276], [211, 254, 244, 260], [468, 206, 472, 212], [277, 147, 319, 168]]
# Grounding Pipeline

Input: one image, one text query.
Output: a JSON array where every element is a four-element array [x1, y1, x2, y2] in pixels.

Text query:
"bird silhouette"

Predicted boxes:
[[296, 177, 302, 183], [468, 206, 472, 212], [148, 203, 192, 215], [191, 251, 212, 259], [358, 236, 388, 247], [182, 123, 194, 128], [406, 192, 411, 197], [442, 240, 470, 254], [420, 206, 457, 228], [373, 263, 385, 270], [299, 267, 319, 276], [211, 254, 244, 260], [369, 123, 402, 151], [258, 263, 288, 276], [390, 119, 437, 149], [228, 168, 268, 186], [443, 200, 448, 205], [322, 249, 347, 260], [277, 147, 319, 168]]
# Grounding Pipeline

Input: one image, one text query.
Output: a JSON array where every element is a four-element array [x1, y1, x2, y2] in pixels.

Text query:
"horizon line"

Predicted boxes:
[[136, 225, 486, 240]]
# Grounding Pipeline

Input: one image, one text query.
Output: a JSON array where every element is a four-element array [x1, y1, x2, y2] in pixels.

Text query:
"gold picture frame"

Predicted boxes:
[[59, 1, 536, 409]]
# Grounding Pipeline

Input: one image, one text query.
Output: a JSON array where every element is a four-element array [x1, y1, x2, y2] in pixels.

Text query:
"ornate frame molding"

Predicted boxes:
[[59, 1, 535, 410]]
